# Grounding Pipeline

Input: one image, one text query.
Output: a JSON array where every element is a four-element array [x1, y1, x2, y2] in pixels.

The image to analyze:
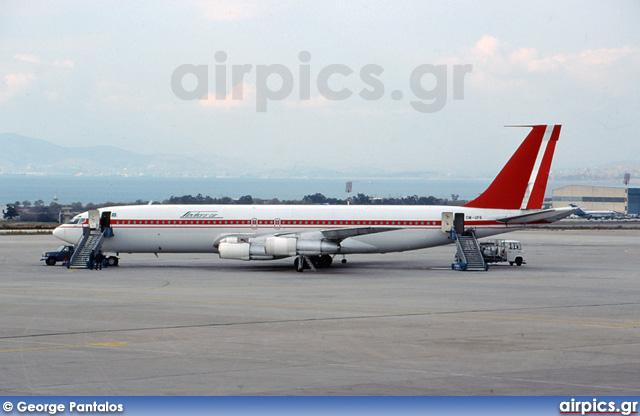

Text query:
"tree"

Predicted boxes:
[[219, 197, 233, 204], [22, 200, 32, 208], [34, 200, 45, 207], [303, 193, 327, 204], [352, 193, 371, 205], [237, 195, 253, 205], [3, 204, 19, 220], [37, 212, 57, 222]]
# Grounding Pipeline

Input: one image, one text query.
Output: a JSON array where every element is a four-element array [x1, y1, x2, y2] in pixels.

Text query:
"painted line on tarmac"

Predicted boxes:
[[0, 341, 129, 353]]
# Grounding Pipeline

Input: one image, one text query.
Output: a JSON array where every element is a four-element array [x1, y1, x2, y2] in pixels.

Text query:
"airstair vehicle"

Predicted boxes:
[[68, 210, 117, 268], [443, 212, 488, 271]]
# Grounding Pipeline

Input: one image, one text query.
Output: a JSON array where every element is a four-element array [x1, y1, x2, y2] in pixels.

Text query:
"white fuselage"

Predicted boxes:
[[53, 204, 525, 256]]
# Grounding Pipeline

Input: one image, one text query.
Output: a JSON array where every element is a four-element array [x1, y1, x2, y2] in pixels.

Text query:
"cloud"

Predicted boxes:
[[5, 73, 33, 87], [473, 35, 500, 58], [199, 81, 256, 109], [0, 73, 35, 101], [0, 54, 74, 102], [574, 46, 636, 66], [53, 59, 75, 69], [13, 53, 75, 69], [508, 45, 637, 75], [456, 35, 640, 96], [509, 47, 562, 72], [14, 54, 41, 64]]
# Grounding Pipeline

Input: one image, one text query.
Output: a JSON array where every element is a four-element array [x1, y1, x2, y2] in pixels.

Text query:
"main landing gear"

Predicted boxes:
[[294, 255, 334, 272]]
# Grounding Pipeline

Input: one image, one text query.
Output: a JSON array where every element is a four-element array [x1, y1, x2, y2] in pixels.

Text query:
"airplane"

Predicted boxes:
[[53, 124, 576, 272], [568, 204, 624, 220]]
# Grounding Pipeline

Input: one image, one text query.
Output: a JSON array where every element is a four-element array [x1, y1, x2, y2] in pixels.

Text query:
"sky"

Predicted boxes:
[[1, 0, 639, 177]]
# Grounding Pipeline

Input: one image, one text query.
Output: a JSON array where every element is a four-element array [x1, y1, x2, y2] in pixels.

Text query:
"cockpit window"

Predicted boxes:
[[69, 214, 87, 224]]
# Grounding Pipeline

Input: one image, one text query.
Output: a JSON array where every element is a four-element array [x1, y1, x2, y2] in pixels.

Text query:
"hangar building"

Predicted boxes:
[[552, 185, 640, 215]]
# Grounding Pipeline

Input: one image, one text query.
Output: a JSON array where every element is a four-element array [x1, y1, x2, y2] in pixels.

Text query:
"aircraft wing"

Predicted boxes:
[[267, 226, 403, 243], [496, 207, 577, 224], [319, 226, 401, 240], [214, 226, 402, 247]]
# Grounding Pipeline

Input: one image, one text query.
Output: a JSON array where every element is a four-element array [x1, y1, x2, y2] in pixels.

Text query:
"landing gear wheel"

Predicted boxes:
[[320, 255, 333, 268], [309, 255, 333, 269], [107, 256, 119, 267], [294, 255, 332, 272], [45, 257, 56, 266]]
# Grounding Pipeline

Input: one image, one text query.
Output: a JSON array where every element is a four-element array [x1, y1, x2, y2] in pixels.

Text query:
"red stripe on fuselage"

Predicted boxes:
[[107, 219, 442, 227], [60, 219, 508, 229]]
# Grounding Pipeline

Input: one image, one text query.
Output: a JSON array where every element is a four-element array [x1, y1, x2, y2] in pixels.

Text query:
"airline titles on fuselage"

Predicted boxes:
[[180, 211, 221, 219]]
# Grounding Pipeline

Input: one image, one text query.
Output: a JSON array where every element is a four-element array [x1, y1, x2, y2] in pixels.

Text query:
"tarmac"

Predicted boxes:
[[0, 229, 639, 395]]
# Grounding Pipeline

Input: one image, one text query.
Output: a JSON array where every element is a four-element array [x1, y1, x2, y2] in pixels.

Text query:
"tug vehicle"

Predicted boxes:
[[480, 239, 525, 266]]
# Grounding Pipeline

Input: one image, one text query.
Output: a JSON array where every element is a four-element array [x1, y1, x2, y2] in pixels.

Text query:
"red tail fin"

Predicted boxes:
[[464, 125, 561, 210]]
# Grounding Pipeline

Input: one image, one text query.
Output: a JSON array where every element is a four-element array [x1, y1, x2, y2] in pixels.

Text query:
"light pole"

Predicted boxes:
[[346, 181, 352, 206], [623, 172, 631, 215]]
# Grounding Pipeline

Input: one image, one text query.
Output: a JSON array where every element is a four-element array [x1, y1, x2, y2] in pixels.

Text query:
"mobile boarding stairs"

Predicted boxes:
[[443, 212, 488, 272], [68, 209, 114, 269]]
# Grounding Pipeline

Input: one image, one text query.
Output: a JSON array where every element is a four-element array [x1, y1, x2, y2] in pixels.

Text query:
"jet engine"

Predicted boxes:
[[217, 236, 340, 261]]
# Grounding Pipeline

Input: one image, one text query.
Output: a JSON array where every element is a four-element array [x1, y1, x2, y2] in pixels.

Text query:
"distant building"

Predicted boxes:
[[552, 185, 640, 215], [629, 188, 640, 215], [58, 206, 76, 224]]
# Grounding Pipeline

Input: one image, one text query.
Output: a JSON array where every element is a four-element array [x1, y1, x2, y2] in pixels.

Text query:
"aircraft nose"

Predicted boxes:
[[52, 226, 65, 241]]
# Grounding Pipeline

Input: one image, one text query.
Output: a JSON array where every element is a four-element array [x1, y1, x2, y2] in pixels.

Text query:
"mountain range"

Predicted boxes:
[[0, 133, 437, 179], [1, 133, 638, 182], [0, 133, 246, 177]]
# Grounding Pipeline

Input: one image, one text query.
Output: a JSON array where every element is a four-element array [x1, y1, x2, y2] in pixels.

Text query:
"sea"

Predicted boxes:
[[0, 174, 622, 205]]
